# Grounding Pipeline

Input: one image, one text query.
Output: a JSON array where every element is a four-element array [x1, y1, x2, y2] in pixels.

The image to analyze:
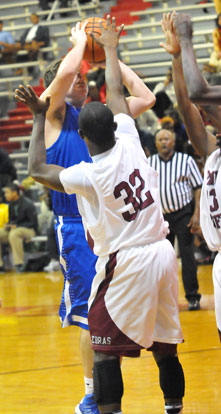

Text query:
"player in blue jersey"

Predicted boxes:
[[15, 20, 156, 414]]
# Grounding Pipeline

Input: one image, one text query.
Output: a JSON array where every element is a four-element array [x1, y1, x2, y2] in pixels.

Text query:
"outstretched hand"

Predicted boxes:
[[14, 85, 50, 115], [174, 13, 193, 41], [160, 11, 181, 56], [90, 15, 124, 49]]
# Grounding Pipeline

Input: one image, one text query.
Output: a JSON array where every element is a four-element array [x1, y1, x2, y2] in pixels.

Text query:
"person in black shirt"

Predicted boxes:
[[0, 183, 38, 273]]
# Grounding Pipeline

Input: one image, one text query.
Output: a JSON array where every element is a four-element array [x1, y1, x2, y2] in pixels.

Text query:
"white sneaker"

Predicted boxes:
[[44, 259, 60, 272]]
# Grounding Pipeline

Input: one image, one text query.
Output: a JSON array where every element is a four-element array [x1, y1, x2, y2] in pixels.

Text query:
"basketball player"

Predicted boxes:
[[160, 12, 221, 340], [15, 18, 156, 414], [25, 16, 185, 414]]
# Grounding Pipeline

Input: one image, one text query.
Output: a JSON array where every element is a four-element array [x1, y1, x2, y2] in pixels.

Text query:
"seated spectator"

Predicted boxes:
[[0, 20, 16, 63], [209, 13, 221, 72], [16, 13, 50, 74], [0, 184, 38, 274], [0, 148, 17, 196], [43, 216, 60, 272]]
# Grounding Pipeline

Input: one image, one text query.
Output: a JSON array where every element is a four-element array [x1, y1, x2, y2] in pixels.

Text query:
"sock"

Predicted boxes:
[[84, 376, 94, 395], [165, 403, 183, 413]]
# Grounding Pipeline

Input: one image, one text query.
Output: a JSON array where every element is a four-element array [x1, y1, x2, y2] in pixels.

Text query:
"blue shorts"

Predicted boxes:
[[55, 216, 97, 330]]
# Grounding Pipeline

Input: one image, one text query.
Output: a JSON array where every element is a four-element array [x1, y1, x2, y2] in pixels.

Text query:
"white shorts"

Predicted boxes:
[[213, 251, 221, 340], [88, 239, 183, 356]]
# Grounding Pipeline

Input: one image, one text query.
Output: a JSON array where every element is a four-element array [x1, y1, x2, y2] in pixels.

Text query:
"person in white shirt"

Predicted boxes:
[[17, 13, 49, 69], [21, 16, 185, 414], [160, 11, 221, 341]]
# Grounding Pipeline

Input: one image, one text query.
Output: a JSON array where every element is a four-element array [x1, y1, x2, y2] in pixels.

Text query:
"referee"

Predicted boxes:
[[148, 128, 203, 310]]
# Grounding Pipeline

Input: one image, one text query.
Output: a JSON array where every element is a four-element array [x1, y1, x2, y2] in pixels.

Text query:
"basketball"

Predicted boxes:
[[80, 17, 107, 64]]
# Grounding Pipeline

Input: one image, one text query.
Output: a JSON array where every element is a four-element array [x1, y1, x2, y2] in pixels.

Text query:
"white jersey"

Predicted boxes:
[[200, 148, 221, 252], [60, 113, 168, 257]]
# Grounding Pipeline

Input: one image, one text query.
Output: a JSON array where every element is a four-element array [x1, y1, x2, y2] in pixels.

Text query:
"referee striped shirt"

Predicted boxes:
[[148, 152, 203, 214]]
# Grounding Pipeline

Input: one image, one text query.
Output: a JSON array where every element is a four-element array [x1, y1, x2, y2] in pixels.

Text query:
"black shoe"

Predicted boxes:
[[0, 266, 5, 274], [15, 264, 26, 274], [188, 299, 200, 311]]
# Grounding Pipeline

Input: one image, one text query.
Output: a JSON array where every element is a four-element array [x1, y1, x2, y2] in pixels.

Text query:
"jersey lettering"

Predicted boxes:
[[113, 169, 154, 222], [209, 188, 219, 213]]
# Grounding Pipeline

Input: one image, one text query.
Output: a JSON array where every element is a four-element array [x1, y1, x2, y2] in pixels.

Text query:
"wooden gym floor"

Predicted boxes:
[[0, 259, 220, 414]]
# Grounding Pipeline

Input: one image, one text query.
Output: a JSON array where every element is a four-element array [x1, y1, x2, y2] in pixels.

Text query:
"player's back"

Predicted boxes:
[[78, 113, 168, 256]]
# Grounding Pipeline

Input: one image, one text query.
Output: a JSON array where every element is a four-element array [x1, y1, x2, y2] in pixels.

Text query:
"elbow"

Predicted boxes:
[[188, 86, 208, 104], [143, 92, 156, 111], [28, 162, 43, 184], [150, 94, 156, 108], [188, 91, 201, 103]]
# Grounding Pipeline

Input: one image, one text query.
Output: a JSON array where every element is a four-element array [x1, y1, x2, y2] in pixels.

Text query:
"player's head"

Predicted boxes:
[[43, 58, 62, 88], [155, 128, 175, 157], [43, 59, 88, 107], [78, 102, 117, 149]]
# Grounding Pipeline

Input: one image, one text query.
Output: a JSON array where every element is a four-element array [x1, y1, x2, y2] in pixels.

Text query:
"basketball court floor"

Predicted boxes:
[[0, 259, 220, 413]]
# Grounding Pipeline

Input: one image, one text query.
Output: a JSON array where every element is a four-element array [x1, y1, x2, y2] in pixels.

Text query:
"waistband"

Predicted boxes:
[[56, 215, 82, 223]]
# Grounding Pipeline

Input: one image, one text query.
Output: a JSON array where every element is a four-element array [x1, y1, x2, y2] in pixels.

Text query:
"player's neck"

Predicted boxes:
[[87, 140, 116, 157]]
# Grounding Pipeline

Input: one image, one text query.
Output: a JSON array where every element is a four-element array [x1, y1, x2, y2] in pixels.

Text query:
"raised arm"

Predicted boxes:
[[119, 60, 156, 118], [175, 13, 221, 105], [19, 85, 65, 191], [91, 16, 130, 115], [160, 12, 217, 156], [40, 22, 87, 115]]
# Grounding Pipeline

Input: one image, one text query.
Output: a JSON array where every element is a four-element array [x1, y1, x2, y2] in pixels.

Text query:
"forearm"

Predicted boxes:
[[57, 41, 85, 79], [119, 60, 156, 116], [180, 37, 221, 105], [180, 38, 208, 101], [193, 188, 201, 215], [105, 47, 129, 115], [28, 114, 64, 191], [172, 54, 208, 157], [44, 41, 86, 103]]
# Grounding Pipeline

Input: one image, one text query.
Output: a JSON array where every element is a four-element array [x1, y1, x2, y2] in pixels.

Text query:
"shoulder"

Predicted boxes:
[[114, 113, 138, 137]]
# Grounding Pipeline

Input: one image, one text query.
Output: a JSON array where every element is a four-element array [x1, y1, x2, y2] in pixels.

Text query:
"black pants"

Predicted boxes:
[[164, 202, 201, 302]]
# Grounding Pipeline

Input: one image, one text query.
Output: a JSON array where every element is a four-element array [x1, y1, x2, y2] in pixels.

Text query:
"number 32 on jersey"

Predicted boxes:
[[113, 169, 154, 222]]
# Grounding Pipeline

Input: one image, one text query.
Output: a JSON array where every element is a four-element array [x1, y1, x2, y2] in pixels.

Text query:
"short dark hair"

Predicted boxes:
[[0, 20, 3, 25], [78, 102, 115, 145], [43, 58, 62, 88], [5, 183, 20, 194]]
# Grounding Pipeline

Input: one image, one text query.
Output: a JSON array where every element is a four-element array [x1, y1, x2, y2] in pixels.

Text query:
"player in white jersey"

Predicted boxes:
[[159, 12, 221, 339], [25, 17, 185, 414]]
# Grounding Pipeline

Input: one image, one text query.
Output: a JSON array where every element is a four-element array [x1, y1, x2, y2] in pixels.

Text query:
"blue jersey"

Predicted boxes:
[[46, 103, 92, 217]]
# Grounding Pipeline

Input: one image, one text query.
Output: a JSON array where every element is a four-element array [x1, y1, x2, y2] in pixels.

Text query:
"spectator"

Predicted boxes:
[[0, 183, 38, 274], [43, 216, 60, 272], [136, 108, 160, 135], [0, 190, 8, 230], [209, 13, 221, 72], [152, 67, 176, 118], [38, 0, 70, 17], [0, 20, 16, 63], [0, 148, 17, 195], [214, 0, 221, 15], [85, 80, 106, 104], [148, 128, 203, 310], [16, 13, 50, 74]]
